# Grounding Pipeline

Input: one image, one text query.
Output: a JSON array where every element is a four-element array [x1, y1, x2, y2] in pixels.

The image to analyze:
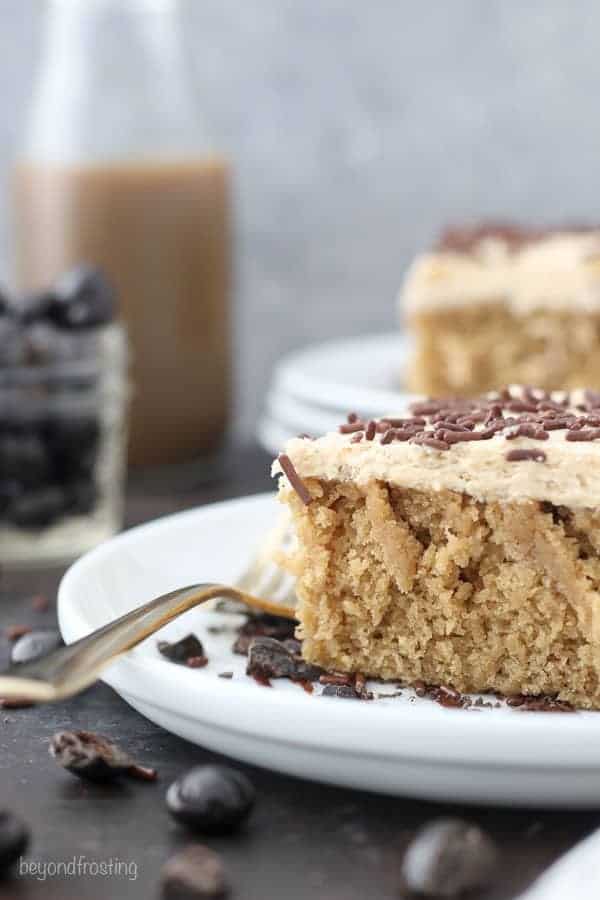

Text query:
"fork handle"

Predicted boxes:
[[0, 583, 296, 703]]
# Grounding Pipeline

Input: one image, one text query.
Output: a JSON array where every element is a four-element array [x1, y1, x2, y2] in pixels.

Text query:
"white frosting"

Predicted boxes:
[[401, 232, 600, 316], [273, 390, 600, 508]]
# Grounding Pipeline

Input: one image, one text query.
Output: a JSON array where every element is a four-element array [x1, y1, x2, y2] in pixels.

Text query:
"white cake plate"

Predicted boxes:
[[58, 493, 600, 808]]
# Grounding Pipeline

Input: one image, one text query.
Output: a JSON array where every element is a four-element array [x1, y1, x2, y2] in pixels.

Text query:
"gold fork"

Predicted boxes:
[[0, 533, 296, 705]]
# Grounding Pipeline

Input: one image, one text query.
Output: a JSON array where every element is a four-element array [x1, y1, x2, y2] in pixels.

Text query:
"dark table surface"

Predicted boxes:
[[1, 444, 597, 900]]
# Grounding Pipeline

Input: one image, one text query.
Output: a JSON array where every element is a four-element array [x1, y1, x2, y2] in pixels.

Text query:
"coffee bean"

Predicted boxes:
[[25, 321, 97, 364], [0, 316, 27, 366], [401, 818, 498, 897], [9, 486, 68, 528], [49, 730, 156, 783], [11, 629, 62, 664], [67, 480, 98, 515], [0, 434, 49, 487], [161, 845, 228, 899], [0, 402, 49, 436], [166, 765, 255, 833], [16, 290, 54, 324], [48, 265, 115, 330], [158, 634, 205, 665], [44, 412, 100, 477], [0, 811, 29, 872], [0, 479, 21, 515]]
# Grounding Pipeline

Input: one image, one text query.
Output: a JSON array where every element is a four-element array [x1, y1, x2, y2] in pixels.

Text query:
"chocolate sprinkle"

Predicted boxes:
[[436, 222, 596, 254], [565, 429, 600, 441], [324, 388, 600, 463], [506, 401, 539, 413], [505, 448, 547, 463], [411, 680, 471, 709], [543, 418, 574, 430], [505, 424, 549, 441], [395, 428, 418, 441], [506, 694, 574, 712], [383, 417, 427, 427], [436, 429, 493, 444], [430, 685, 465, 709], [278, 453, 312, 506], [410, 435, 450, 451], [319, 672, 353, 686], [339, 421, 364, 434]]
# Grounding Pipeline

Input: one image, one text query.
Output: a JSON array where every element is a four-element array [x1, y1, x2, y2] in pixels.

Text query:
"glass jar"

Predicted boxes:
[[13, 0, 231, 467], [0, 313, 128, 567]]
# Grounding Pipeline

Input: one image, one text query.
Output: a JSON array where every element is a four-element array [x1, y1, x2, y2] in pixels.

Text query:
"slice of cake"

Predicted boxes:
[[402, 224, 600, 396], [273, 388, 600, 709]]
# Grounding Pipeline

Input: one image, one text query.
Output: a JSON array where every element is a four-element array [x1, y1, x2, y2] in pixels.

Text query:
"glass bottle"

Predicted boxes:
[[13, 0, 231, 466]]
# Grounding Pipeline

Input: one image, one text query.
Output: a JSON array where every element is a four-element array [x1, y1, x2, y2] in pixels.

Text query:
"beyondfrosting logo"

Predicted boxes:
[[18, 855, 138, 881]]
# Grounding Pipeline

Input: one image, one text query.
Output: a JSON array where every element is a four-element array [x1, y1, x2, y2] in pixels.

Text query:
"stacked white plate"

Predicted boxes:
[[258, 333, 418, 453]]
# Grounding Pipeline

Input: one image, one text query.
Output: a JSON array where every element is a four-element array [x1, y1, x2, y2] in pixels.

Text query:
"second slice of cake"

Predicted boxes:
[[402, 224, 600, 396], [274, 388, 600, 709]]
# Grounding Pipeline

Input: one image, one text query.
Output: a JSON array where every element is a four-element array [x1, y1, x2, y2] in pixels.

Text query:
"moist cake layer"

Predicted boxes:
[[406, 304, 600, 397], [274, 389, 600, 509], [279, 479, 600, 708]]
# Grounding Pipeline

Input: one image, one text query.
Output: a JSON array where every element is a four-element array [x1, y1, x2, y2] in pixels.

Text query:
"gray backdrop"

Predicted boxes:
[[1, 1, 598, 437]]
